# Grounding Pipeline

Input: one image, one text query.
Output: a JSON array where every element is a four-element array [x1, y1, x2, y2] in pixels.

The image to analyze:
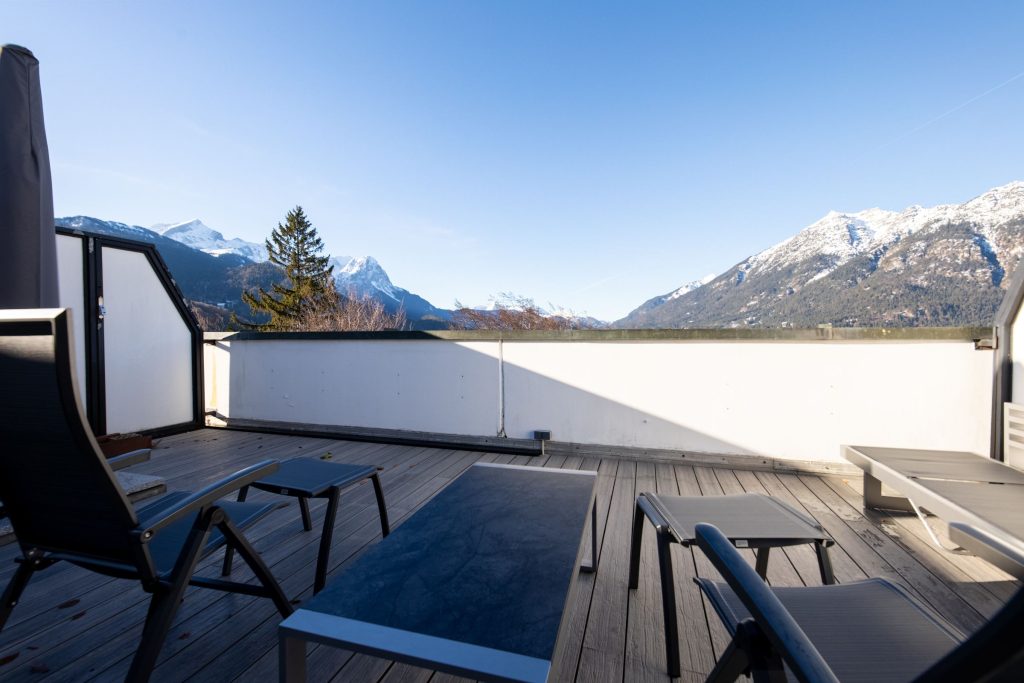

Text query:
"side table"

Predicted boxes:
[[222, 457, 390, 593]]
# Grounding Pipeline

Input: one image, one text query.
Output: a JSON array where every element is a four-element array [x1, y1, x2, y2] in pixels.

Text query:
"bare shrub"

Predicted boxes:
[[288, 288, 407, 331]]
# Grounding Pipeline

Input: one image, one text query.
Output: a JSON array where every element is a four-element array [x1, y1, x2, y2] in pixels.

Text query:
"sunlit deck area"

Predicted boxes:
[[0, 428, 1015, 682]]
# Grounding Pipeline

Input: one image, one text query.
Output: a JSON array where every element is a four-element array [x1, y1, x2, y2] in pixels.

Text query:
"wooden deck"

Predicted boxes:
[[0, 429, 1016, 682]]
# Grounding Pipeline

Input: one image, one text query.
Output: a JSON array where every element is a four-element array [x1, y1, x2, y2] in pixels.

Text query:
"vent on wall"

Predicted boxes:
[[1004, 402, 1024, 469]]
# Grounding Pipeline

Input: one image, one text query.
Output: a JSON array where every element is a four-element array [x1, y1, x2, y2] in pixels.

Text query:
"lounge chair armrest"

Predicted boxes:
[[693, 523, 840, 683], [137, 460, 280, 538], [948, 522, 1024, 580], [636, 494, 672, 531], [107, 448, 152, 470]]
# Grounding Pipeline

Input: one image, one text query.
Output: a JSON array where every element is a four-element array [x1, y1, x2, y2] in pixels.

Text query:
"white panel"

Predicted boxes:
[[502, 341, 992, 463], [56, 234, 87, 397], [101, 247, 193, 432], [223, 340, 499, 435], [204, 340, 232, 418]]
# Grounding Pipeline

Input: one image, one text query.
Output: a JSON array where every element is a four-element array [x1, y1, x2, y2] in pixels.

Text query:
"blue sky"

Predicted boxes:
[[5, 1, 1024, 320]]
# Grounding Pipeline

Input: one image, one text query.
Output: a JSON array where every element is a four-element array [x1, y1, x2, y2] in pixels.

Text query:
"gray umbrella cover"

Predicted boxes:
[[0, 44, 58, 308]]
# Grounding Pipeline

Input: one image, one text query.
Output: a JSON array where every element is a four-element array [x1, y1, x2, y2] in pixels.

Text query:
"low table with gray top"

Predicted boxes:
[[278, 462, 598, 683], [222, 457, 390, 593], [629, 492, 835, 678]]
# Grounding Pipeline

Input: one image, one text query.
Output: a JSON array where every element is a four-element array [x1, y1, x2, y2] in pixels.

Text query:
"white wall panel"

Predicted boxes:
[[56, 234, 86, 397], [218, 339, 500, 435], [101, 247, 193, 432], [204, 340, 231, 418], [502, 341, 992, 463]]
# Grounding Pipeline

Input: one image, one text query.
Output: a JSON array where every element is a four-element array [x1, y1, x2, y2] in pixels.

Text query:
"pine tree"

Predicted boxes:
[[235, 206, 336, 331]]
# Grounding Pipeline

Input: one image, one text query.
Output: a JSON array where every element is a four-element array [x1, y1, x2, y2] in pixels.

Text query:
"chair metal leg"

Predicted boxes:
[[298, 497, 313, 532], [628, 499, 645, 589], [0, 559, 38, 631], [218, 514, 294, 617], [127, 510, 214, 682], [314, 487, 342, 593], [580, 499, 598, 573], [754, 547, 770, 580], [370, 472, 391, 537], [279, 632, 307, 682], [656, 528, 681, 679], [593, 500, 598, 570], [221, 485, 249, 577], [816, 541, 836, 585], [705, 634, 751, 683]]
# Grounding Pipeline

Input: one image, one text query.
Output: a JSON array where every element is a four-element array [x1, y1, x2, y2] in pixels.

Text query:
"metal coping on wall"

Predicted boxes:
[[204, 326, 992, 343], [991, 259, 1024, 461], [57, 227, 204, 435]]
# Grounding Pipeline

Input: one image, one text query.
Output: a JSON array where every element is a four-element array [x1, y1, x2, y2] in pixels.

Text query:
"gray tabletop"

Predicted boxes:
[[648, 492, 828, 543], [251, 458, 377, 497], [279, 462, 597, 683]]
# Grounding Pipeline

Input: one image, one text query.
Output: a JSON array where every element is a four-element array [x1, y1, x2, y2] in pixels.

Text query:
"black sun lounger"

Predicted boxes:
[[0, 309, 294, 682], [693, 522, 1024, 683]]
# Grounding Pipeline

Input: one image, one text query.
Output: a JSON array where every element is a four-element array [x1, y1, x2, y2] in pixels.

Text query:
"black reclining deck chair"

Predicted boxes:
[[0, 309, 293, 682], [693, 523, 1024, 682]]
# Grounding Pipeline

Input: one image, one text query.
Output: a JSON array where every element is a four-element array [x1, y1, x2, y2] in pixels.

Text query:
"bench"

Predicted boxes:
[[278, 462, 598, 683], [842, 437, 1024, 579]]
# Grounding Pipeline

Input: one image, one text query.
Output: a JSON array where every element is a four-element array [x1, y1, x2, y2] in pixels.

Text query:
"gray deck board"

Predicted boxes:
[[0, 429, 1015, 682]]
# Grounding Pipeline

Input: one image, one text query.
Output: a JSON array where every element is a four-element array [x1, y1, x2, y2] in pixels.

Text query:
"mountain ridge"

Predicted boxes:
[[617, 181, 1024, 328]]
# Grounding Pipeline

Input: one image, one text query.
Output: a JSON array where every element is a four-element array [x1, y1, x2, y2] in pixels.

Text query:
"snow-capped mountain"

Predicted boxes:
[[667, 274, 717, 300], [333, 255, 447, 323], [626, 272, 716, 317], [459, 295, 605, 329], [59, 215, 164, 243], [335, 256, 396, 300], [618, 181, 1024, 328], [56, 215, 448, 329], [743, 181, 1024, 285], [146, 218, 447, 322], [153, 219, 361, 272], [152, 219, 270, 263]]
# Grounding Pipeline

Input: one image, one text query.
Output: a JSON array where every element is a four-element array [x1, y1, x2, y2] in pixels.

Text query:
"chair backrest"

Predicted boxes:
[[0, 309, 140, 565]]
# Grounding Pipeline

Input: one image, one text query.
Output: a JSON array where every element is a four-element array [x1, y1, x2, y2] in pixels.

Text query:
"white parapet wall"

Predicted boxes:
[[205, 332, 993, 465]]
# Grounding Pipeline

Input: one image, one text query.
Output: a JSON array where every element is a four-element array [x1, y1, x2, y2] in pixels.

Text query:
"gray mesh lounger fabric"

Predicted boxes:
[[692, 522, 1024, 683], [696, 578, 963, 683]]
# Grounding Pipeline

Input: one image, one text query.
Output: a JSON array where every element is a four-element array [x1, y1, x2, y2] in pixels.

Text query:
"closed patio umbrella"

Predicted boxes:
[[0, 44, 58, 308]]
